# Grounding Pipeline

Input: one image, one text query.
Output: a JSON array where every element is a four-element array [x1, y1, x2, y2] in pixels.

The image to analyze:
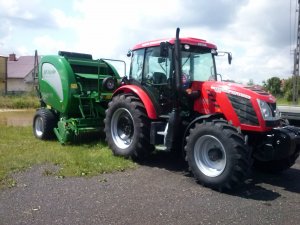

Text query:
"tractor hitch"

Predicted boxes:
[[254, 126, 300, 161]]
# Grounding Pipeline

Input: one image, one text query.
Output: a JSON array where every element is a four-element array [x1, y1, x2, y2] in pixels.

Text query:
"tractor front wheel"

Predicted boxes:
[[104, 94, 153, 160], [185, 119, 251, 191]]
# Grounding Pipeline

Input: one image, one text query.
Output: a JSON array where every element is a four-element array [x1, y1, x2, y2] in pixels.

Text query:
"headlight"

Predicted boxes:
[[257, 99, 279, 120]]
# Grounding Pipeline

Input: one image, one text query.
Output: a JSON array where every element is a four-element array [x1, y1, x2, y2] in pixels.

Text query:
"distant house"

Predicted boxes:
[[7, 53, 39, 94]]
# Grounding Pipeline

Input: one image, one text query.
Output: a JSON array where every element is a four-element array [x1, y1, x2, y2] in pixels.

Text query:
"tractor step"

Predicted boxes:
[[159, 114, 170, 119]]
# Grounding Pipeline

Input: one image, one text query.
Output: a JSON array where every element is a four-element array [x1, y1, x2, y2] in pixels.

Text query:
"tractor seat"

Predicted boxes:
[[153, 72, 167, 84]]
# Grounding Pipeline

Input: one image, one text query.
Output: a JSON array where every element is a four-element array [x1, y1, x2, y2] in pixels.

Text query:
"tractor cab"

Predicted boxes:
[[126, 37, 219, 116]]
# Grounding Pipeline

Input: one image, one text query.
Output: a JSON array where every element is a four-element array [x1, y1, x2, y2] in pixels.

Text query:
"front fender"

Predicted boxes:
[[182, 113, 224, 147], [113, 85, 158, 119]]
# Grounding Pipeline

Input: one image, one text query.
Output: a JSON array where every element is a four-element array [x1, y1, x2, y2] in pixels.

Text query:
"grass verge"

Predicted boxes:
[[276, 97, 290, 105], [276, 97, 299, 106], [0, 125, 136, 189], [0, 94, 40, 109]]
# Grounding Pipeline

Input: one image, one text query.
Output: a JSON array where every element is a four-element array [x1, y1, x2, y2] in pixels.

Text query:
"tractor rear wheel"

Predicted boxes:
[[33, 108, 57, 140], [185, 119, 251, 191], [104, 94, 154, 160]]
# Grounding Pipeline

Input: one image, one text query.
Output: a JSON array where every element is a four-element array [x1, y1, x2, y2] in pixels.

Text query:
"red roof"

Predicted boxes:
[[7, 56, 38, 78], [131, 37, 217, 51]]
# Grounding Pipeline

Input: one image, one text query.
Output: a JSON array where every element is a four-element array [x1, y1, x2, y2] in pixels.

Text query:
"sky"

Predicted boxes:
[[0, 0, 297, 85]]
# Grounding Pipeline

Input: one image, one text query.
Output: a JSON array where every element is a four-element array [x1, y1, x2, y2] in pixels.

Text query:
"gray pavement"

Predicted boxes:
[[0, 153, 300, 225], [278, 105, 300, 113], [278, 105, 300, 121]]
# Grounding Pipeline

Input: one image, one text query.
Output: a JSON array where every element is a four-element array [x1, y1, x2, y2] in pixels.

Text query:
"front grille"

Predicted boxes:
[[227, 94, 259, 126]]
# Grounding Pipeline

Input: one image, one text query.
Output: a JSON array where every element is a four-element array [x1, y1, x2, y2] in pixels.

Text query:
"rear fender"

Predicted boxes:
[[113, 85, 158, 119]]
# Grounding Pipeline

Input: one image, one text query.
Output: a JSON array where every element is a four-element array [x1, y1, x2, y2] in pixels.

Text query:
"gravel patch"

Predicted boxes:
[[0, 153, 300, 225]]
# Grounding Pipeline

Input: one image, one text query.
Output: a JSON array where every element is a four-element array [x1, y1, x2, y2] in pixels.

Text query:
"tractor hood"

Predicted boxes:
[[192, 80, 279, 131], [208, 81, 276, 103]]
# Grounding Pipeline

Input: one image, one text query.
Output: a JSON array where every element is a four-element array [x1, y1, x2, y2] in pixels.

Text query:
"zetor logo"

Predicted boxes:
[[211, 85, 251, 99]]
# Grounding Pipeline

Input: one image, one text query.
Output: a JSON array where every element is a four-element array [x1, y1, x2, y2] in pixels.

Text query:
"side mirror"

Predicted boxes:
[[160, 42, 169, 57], [127, 50, 132, 57]]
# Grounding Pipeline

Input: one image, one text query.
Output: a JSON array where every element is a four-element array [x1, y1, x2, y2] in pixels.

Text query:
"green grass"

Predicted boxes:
[[0, 94, 40, 109], [276, 97, 289, 105], [0, 125, 136, 189], [276, 97, 299, 106]]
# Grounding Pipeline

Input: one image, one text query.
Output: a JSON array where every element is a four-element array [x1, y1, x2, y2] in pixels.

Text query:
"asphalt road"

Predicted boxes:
[[0, 153, 300, 225]]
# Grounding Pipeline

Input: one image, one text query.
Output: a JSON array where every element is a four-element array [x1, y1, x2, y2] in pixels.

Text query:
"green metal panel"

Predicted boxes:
[[39, 55, 77, 113]]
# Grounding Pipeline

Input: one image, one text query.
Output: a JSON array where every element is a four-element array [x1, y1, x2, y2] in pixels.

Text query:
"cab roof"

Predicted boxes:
[[131, 37, 217, 51]]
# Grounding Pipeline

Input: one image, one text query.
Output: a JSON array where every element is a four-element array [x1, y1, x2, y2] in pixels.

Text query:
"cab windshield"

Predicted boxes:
[[181, 46, 216, 82], [129, 45, 217, 83]]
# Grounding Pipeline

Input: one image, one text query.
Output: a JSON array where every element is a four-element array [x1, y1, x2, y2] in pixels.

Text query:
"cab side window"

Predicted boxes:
[[143, 47, 170, 84], [130, 49, 145, 81]]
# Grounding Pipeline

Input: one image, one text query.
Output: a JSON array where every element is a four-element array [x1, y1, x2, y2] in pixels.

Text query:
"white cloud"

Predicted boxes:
[[203, 0, 293, 84], [50, 8, 78, 29], [0, 0, 296, 84], [34, 35, 67, 54]]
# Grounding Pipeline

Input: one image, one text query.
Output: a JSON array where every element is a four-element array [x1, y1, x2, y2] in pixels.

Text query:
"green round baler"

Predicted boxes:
[[33, 51, 123, 143]]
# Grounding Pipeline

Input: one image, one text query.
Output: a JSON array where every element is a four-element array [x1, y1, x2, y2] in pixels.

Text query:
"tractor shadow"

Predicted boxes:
[[232, 168, 300, 201], [140, 151, 300, 201], [140, 150, 189, 173]]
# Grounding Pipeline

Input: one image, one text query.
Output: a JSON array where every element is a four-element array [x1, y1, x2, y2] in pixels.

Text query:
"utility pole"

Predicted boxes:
[[293, 0, 300, 104], [33, 50, 39, 80], [32, 50, 39, 93]]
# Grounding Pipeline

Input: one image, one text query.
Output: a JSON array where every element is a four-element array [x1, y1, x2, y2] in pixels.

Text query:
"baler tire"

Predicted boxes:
[[253, 150, 300, 173], [104, 94, 154, 160], [33, 108, 57, 140], [185, 119, 251, 191]]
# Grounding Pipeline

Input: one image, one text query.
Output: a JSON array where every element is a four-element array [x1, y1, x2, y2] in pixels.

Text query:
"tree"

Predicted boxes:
[[282, 77, 293, 102], [263, 77, 282, 96], [247, 79, 254, 86]]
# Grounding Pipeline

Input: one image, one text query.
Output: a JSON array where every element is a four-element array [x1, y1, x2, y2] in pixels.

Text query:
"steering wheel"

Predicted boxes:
[[145, 72, 153, 84]]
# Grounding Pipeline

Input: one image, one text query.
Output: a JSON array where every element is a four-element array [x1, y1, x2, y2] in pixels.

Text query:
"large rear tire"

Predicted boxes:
[[33, 108, 57, 140], [185, 119, 251, 191], [104, 94, 154, 160]]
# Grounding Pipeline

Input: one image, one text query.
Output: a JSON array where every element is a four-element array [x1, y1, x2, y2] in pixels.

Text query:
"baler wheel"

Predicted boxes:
[[33, 108, 57, 140], [104, 94, 154, 160], [185, 119, 251, 191]]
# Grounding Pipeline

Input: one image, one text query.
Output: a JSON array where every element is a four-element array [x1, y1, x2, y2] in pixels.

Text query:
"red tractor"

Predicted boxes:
[[104, 28, 300, 190]]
